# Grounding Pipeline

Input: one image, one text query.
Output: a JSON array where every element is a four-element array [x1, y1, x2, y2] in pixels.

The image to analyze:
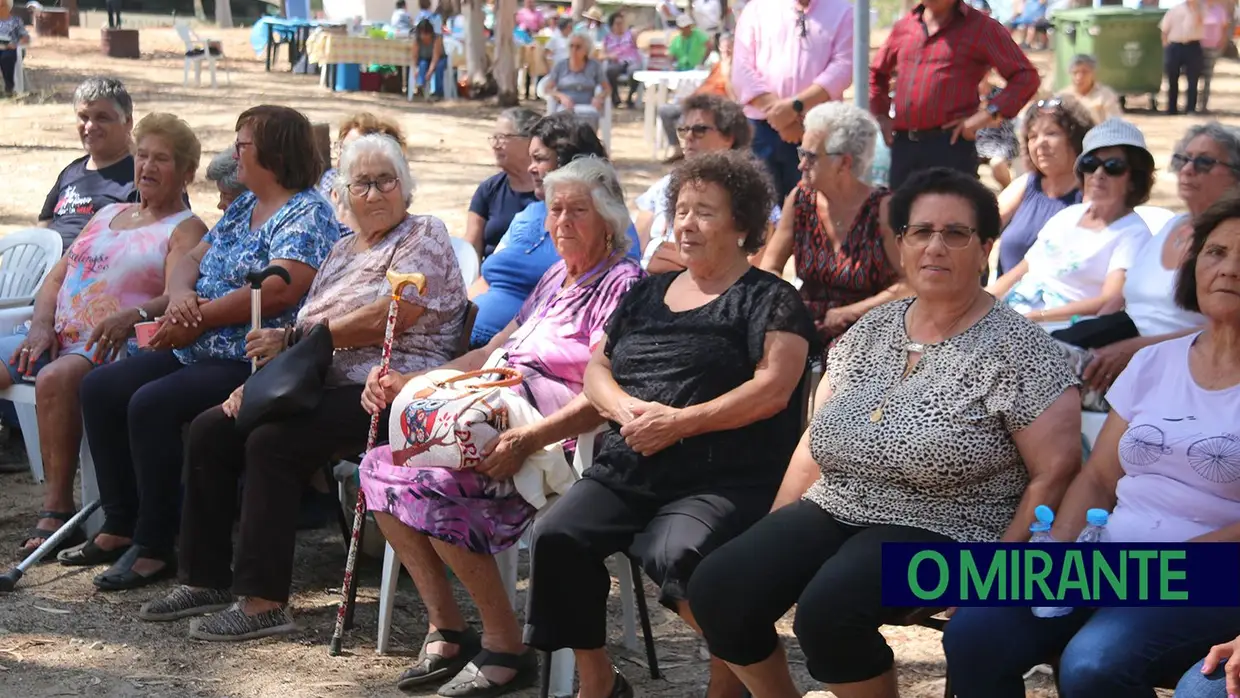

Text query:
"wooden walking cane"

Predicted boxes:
[[330, 270, 427, 656]]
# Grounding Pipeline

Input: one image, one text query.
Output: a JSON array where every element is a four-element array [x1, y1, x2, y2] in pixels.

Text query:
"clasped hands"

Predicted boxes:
[[613, 398, 684, 457], [764, 98, 804, 144]]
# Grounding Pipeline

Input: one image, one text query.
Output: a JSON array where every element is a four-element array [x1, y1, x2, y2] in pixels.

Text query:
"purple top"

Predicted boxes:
[[603, 30, 641, 65], [1104, 334, 1240, 543], [996, 173, 1081, 275], [500, 256, 644, 417]]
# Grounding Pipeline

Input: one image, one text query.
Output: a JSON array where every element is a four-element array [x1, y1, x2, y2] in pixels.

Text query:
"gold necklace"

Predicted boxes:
[[869, 295, 984, 423]]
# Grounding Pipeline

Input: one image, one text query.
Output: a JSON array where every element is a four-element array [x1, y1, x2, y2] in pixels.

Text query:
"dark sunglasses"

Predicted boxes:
[[1171, 152, 1240, 175], [676, 124, 718, 138], [1078, 154, 1129, 177], [796, 147, 845, 165], [796, 8, 808, 41]]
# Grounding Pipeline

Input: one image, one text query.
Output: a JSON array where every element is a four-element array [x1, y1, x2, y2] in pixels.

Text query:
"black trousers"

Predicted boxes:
[[179, 385, 381, 603], [1165, 40, 1204, 115], [81, 350, 250, 555], [889, 130, 979, 191], [0, 50, 15, 92], [688, 500, 952, 684], [523, 477, 772, 651], [604, 61, 636, 106], [106, 0, 122, 27]]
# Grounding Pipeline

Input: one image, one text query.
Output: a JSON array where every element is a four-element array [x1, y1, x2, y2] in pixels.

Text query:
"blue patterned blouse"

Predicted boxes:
[[175, 189, 339, 364]]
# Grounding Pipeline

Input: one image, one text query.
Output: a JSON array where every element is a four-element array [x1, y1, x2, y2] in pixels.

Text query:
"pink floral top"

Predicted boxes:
[[603, 29, 641, 65], [55, 203, 194, 351], [500, 256, 643, 416]]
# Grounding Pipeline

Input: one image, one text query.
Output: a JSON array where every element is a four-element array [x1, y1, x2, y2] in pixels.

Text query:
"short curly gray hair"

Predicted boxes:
[[802, 102, 879, 180], [334, 134, 416, 212], [542, 156, 632, 252], [1174, 121, 1240, 174], [205, 150, 245, 194], [72, 77, 133, 121]]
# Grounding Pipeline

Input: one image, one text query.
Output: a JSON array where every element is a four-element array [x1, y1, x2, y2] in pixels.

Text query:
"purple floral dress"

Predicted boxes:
[[360, 257, 643, 553]]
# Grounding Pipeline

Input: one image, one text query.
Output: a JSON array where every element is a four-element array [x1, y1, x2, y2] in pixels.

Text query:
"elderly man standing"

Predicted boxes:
[[870, 0, 1038, 190], [732, 0, 853, 201]]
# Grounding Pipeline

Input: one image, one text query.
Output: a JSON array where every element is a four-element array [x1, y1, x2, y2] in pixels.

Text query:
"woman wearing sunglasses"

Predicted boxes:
[[1047, 122, 1240, 408], [543, 31, 610, 131], [988, 118, 1155, 327]]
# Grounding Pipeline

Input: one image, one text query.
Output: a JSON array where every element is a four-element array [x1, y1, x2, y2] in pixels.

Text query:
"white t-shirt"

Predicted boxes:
[[1124, 214, 1205, 336], [636, 174, 781, 268], [546, 33, 570, 64], [1104, 334, 1240, 542], [1009, 203, 1150, 310]]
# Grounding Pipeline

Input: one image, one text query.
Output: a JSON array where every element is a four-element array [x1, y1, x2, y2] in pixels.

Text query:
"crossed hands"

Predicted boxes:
[[614, 399, 685, 457]]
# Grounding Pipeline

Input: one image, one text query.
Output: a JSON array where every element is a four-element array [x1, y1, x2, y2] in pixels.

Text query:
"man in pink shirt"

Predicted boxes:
[[516, 0, 545, 33], [732, 0, 853, 201]]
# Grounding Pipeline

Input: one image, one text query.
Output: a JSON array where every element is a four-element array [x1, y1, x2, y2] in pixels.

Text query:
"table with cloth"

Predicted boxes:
[[306, 32, 418, 90], [251, 17, 326, 72]]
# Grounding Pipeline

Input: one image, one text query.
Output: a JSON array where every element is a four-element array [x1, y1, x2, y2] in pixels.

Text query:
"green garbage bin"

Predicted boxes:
[[1052, 7, 1167, 111]]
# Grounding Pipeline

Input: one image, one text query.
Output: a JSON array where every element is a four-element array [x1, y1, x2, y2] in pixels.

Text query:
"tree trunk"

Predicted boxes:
[[193, 0, 206, 21], [465, 0, 489, 87], [216, 0, 233, 28], [571, 0, 592, 20], [494, 0, 518, 106]]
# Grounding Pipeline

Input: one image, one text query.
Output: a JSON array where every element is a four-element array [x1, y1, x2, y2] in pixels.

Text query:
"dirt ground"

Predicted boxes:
[[0, 22, 1222, 697]]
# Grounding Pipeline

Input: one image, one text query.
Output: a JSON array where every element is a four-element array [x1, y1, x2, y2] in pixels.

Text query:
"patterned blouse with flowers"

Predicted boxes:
[[175, 189, 338, 364], [297, 214, 467, 386]]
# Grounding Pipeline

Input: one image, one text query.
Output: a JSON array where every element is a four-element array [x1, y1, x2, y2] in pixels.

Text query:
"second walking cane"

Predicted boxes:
[[329, 269, 427, 656]]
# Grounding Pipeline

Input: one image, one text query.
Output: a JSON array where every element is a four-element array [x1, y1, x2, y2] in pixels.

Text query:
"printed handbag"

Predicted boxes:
[[390, 367, 525, 470]]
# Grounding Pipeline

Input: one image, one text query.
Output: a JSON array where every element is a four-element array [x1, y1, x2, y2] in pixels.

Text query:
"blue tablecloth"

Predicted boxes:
[[250, 17, 320, 56]]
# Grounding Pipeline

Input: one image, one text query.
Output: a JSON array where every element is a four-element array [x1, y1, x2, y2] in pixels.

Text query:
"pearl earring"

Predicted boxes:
[[736, 237, 744, 248]]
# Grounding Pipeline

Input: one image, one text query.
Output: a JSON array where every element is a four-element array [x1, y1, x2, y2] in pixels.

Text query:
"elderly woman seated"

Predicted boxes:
[[469, 113, 640, 348], [687, 168, 1082, 698], [1053, 122, 1240, 401], [67, 106, 339, 590], [136, 133, 467, 641], [205, 150, 247, 212], [358, 157, 643, 697], [994, 95, 1093, 275], [760, 101, 906, 356], [945, 194, 1240, 698], [1057, 54, 1122, 125], [464, 107, 540, 260], [8, 113, 207, 556], [638, 94, 779, 274], [988, 118, 1156, 324], [524, 151, 815, 698], [544, 32, 611, 130]]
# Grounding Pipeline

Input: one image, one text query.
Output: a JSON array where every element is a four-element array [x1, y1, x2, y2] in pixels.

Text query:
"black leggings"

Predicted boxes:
[[523, 477, 772, 651], [179, 386, 383, 603], [0, 50, 16, 92], [688, 500, 952, 684], [81, 350, 250, 555]]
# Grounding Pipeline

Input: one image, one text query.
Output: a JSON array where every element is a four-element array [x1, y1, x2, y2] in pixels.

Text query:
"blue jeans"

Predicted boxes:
[[750, 118, 801, 203], [943, 605, 1240, 697], [416, 56, 448, 97], [1176, 659, 1228, 698]]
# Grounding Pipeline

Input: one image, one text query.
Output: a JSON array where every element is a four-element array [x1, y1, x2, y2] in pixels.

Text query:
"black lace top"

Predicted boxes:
[[586, 267, 818, 499]]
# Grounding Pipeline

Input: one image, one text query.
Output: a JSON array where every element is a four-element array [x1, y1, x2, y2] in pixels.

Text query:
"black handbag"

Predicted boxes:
[[1049, 311, 1140, 350], [234, 323, 334, 432]]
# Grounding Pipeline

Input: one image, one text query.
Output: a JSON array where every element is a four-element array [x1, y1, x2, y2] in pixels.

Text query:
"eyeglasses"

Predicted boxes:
[[489, 133, 526, 147], [233, 140, 254, 157], [1077, 154, 1130, 177], [676, 124, 718, 138], [1035, 97, 1063, 112], [1171, 152, 1239, 175], [899, 224, 978, 249], [347, 177, 400, 197], [796, 148, 845, 165]]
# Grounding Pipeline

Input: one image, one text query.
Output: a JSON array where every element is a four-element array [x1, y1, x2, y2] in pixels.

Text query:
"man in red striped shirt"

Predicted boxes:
[[869, 0, 1039, 190]]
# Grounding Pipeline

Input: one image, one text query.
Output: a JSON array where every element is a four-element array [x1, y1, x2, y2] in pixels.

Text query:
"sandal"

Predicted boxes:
[[397, 626, 482, 692], [93, 545, 177, 591], [17, 510, 84, 557], [436, 649, 538, 698], [58, 538, 131, 567]]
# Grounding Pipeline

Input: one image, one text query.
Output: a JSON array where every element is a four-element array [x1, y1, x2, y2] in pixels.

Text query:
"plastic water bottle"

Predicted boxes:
[[1032, 508, 1110, 618]]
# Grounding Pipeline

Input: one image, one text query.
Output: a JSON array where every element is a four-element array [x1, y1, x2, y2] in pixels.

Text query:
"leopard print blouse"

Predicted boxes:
[[803, 297, 1078, 542]]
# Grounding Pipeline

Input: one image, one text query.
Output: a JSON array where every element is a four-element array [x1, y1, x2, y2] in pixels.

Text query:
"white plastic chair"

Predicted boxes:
[[0, 228, 102, 535], [451, 236, 481, 288], [175, 22, 229, 87], [0, 228, 62, 310], [1082, 410, 1108, 452], [538, 75, 613, 151]]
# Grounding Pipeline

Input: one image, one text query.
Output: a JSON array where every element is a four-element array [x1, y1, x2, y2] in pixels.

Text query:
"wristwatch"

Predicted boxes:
[[135, 307, 150, 321], [792, 98, 805, 114]]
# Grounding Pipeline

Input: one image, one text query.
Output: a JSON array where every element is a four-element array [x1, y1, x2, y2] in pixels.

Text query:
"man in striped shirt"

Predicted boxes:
[[869, 0, 1038, 190]]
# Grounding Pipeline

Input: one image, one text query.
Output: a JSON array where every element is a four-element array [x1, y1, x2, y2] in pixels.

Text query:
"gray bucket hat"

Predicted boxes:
[[1076, 118, 1151, 171]]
